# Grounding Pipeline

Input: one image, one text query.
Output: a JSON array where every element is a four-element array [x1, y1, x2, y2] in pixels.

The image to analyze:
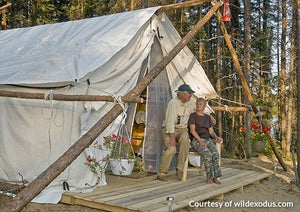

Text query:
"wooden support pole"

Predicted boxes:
[[211, 106, 269, 112], [0, 2, 12, 11], [216, 10, 288, 172], [0, 2, 223, 211], [216, 11, 258, 115], [0, 90, 145, 103], [0, 2, 11, 28], [156, 0, 210, 13]]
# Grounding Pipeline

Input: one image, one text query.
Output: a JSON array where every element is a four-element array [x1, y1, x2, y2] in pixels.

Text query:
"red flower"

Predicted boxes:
[[251, 124, 262, 130], [87, 155, 93, 162], [263, 127, 271, 133], [240, 126, 246, 132]]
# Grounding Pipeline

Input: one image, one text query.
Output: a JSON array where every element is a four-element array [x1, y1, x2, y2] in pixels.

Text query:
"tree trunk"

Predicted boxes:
[[244, 0, 252, 158], [216, 22, 222, 138], [180, 8, 184, 34], [130, 0, 134, 11], [197, 4, 204, 64], [280, 0, 288, 158], [0, 3, 11, 29], [0, 3, 223, 211], [121, 0, 126, 10], [296, 0, 300, 184], [286, 1, 297, 160], [216, 21, 223, 160], [277, 0, 282, 139], [261, 0, 270, 101]]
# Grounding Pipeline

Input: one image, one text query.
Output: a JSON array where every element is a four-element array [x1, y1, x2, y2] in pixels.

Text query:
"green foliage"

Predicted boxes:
[[263, 139, 282, 158]]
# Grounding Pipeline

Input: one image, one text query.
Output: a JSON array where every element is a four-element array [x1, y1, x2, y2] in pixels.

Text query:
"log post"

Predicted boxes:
[[156, 0, 211, 13], [0, 2, 11, 28], [216, 10, 258, 114], [0, 2, 12, 11], [0, 90, 145, 103], [0, 2, 223, 211], [216, 10, 288, 172], [211, 106, 269, 112]]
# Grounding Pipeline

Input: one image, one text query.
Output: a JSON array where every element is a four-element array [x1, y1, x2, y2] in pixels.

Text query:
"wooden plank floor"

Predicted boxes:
[[61, 167, 271, 212]]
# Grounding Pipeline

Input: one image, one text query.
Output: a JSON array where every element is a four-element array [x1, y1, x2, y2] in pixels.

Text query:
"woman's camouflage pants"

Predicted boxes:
[[191, 138, 222, 179]]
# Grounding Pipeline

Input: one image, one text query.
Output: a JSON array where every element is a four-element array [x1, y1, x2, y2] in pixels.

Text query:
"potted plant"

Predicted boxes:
[[104, 134, 136, 175], [85, 134, 153, 184], [240, 124, 271, 152]]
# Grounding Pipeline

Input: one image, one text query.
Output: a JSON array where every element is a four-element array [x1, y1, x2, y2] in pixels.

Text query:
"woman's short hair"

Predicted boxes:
[[196, 97, 207, 104]]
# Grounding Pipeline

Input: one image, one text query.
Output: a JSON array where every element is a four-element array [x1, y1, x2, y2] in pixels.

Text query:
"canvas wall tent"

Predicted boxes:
[[0, 7, 218, 203]]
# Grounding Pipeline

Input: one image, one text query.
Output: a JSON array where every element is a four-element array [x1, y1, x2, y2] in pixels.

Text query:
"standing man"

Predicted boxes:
[[157, 84, 196, 181]]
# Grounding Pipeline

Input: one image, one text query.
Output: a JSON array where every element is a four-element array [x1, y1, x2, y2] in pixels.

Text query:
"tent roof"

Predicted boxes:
[[0, 7, 160, 86], [0, 7, 218, 99]]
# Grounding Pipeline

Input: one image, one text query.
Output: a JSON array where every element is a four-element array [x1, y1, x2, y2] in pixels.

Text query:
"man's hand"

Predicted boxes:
[[168, 135, 176, 147], [215, 137, 223, 144]]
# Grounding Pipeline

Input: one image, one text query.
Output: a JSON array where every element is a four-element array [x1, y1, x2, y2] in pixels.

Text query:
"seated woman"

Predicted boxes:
[[188, 97, 223, 184]]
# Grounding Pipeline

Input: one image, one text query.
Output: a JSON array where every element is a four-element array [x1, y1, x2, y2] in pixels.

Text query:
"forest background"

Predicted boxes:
[[0, 0, 299, 177]]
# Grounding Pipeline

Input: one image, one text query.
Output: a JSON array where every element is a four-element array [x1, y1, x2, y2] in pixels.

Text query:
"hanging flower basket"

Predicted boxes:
[[109, 158, 135, 176], [252, 140, 267, 152], [240, 124, 271, 153], [85, 106, 154, 181]]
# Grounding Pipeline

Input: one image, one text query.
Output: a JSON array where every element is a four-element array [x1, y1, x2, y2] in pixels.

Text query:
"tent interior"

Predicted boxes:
[[0, 6, 218, 203]]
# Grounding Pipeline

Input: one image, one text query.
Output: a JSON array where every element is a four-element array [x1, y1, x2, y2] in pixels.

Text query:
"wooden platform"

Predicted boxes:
[[61, 167, 271, 212]]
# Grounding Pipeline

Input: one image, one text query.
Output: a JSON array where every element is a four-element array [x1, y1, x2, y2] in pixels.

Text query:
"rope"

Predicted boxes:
[[255, 106, 263, 128], [210, 97, 251, 112], [0, 190, 16, 198], [84, 84, 128, 126], [209, 98, 230, 112], [111, 93, 127, 124], [219, 97, 251, 107], [224, 105, 229, 111], [44, 90, 54, 100], [42, 90, 54, 119]]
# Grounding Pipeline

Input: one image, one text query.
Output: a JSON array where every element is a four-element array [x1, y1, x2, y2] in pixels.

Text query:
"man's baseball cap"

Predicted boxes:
[[175, 84, 195, 94]]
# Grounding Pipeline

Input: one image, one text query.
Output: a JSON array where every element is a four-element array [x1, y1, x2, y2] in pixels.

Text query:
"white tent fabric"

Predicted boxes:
[[0, 7, 160, 87], [0, 7, 218, 203]]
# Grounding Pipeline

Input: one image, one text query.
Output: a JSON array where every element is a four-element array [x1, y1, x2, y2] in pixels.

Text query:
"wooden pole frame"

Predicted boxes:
[[211, 106, 269, 112], [0, 2, 11, 11], [0, 88, 270, 111], [0, 90, 145, 103], [156, 0, 211, 13], [0, 2, 223, 211]]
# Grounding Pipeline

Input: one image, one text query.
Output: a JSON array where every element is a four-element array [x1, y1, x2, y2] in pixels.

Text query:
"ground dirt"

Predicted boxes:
[[1, 154, 299, 211]]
